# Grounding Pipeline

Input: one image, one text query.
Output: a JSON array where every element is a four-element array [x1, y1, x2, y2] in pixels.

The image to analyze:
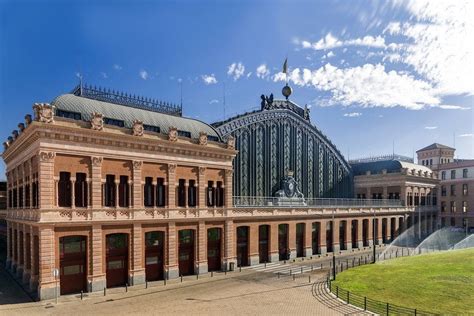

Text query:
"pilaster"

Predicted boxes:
[[130, 223, 145, 285], [38, 151, 55, 209], [132, 161, 143, 209], [91, 156, 103, 209]]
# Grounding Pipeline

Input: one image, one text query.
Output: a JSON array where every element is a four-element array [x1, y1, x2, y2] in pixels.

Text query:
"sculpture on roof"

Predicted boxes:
[[90, 112, 104, 131], [168, 126, 178, 142], [260, 93, 274, 110], [199, 132, 208, 146], [227, 135, 235, 150], [303, 104, 310, 121], [132, 120, 144, 137], [33, 103, 55, 124]]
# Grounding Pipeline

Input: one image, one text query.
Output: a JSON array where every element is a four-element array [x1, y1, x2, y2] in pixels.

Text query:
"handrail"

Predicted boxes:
[[233, 196, 403, 208]]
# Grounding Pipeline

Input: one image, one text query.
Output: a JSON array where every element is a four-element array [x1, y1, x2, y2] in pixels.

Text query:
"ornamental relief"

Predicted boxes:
[[168, 126, 178, 142], [132, 160, 143, 170], [38, 151, 55, 162], [33, 103, 55, 124], [199, 166, 206, 175], [198, 132, 208, 146], [91, 156, 103, 167], [226, 136, 235, 150], [168, 163, 177, 173]]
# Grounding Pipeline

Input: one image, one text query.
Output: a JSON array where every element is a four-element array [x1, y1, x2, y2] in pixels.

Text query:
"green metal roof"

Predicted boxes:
[[51, 94, 221, 140]]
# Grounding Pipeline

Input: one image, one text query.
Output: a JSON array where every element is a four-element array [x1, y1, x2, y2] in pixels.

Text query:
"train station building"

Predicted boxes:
[[2, 84, 436, 300]]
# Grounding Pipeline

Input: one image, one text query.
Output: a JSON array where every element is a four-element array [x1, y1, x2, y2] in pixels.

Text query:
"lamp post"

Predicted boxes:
[[332, 209, 336, 280], [372, 208, 376, 263]]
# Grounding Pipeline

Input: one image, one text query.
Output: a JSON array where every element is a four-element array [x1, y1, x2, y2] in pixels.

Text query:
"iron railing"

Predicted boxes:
[[232, 196, 403, 208]]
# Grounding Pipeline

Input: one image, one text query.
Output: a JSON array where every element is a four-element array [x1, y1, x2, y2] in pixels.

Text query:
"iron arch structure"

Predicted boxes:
[[212, 99, 353, 198]]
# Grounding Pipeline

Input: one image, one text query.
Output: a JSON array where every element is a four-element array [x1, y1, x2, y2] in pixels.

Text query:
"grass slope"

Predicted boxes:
[[332, 248, 474, 314]]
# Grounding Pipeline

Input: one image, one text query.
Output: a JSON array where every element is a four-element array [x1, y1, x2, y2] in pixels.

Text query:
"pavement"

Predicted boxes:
[[0, 248, 385, 315]]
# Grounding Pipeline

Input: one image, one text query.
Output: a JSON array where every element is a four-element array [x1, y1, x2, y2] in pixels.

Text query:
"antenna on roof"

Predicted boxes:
[[392, 140, 395, 156], [178, 79, 183, 108]]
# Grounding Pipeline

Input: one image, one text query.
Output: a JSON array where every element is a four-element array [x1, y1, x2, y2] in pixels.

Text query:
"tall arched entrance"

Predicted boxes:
[[207, 228, 222, 272], [258, 225, 270, 263], [106, 233, 129, 288], [236, 226, 249, 267], [278, 224, 289, 260], [59, 236, 87, 295], [178, 229, 195, 276], [145, 231, 164, 281]]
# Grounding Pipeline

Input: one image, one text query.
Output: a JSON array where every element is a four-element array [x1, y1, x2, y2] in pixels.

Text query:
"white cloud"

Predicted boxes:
[[273, 63, 440, 110], [227, 62, 245, 81], [100, 72, 108, 79], [458, 133, 474, 138], [75, 72, 82, 79], [209, 99, 219, 104], [437, 104, 470, 110], [139, 69, 149, 80], [344, 112, 362, 117], [201, 74, 218, 85], [327, 51, 335, 58], [256, 64, 270, 79], [424, 126, 438, 130], [113, 64, 122, 71], [301, 32, 386, 50]]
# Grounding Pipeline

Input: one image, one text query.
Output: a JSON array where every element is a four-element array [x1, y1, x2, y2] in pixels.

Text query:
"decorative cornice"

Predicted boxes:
[[168, 126, 178, 142], [132, 120, 144, 137], [199, 132, 208, 146], [33, 103, 54, 124], [199, 166, 206, 175], [226, 135, 235, 150]]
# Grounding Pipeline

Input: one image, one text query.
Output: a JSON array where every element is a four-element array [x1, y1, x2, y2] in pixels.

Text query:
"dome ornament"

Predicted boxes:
[[281, 57, 292, 100]]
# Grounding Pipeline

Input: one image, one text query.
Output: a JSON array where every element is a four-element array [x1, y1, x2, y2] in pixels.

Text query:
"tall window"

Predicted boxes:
[[441, 186, 447, 196], [216, 181, 224, 207], [450, 184, 456, 196], [463, 169, 468, 178], [25, 184, 30, 207], [104, 175, 115, 207], [32, 181, 38, 208], [462, 201, 468, 213], [207, 181, 215, 207], [441, 201, 446, 212], [463, 184, 468, 196], [188, 180, 197, 207], [58, 172, 72, 207], [430, 159, 432, 165], [451, 170, 456, 179], [19, 186, 23, 208], [177, 179, 186, 207], [450, 201, 456, 213], [432, 191, 437, 206], [118, 176, 129, 207], [75, 173, 88, 207], [144, 177, 154, 207], [441, 171, 446, 180], [156, 178, 166, 207]]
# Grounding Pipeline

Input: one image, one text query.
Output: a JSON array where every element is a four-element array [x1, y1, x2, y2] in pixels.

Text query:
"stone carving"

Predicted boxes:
[[168, 163, 177, 173], [199, 166, 206, 175], [132, 120, 144, 136], [303, 105, 310, 121], [133, 160, 143, 170], [12, 130, 19, 140], [18, 123, 25, 132], [3, 142, 9, 151], [33, 103, 55, 124], [168, 126, 178, 142], [38, 151, 55, 162], [274, 173, 305, 206], [24, 114, 32, 126], [91, 156, 103, 167], [90, 112, 104, 131], [226, 136, 235, 150], [199, 132, 208, 146], [225, 169, 233, 176]]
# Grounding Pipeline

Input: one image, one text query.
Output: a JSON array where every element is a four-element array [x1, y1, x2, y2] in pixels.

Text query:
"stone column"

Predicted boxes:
[[366, 187, 371, 200], [383, 186, 388, 200], [12, 227, 17, 272], [70, 177, 76, 208], [166, 222, 179, 279], [249, 224, 259, 265], [368, 216, 374, 247], [130, 223, 145, 285], [132, 161, 142, 209], [37, 226, 57, 301], [320, 219, 327, 255], [22, 228, 30, 285], [115, 180, 120, 208], [333, 218, 340, 253], [196, 221, 208, 274], [386, 218, 392, 242], [38, 151, 55, 209], [167, 164, 176, 208], [345, 220, 352, 251], [269, 222, 279, 262], [29, 227, 38, 292], [198, 167, 206, 208], [304, 221, 313, 257], [224, 220, 237, 270], [85, 179, 91, 208], [357, 218, 364, 249], [91, 157, 103, 209], [377, 218, 383, 245], [28, 160, 33, 209], [16, 226, 23, 278], [224, 170, 233, 207], [128, 181, 133, 208], [89, 225, 105, 292]]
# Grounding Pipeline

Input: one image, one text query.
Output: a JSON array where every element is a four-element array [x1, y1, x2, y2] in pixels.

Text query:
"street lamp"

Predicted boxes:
[[332, 209, 336, 280], [372, 207, 376, 263]]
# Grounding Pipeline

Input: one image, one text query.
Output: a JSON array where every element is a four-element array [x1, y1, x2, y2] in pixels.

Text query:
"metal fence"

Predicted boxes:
[[326, 250, 438, 316], [233, 196, 403, 208]]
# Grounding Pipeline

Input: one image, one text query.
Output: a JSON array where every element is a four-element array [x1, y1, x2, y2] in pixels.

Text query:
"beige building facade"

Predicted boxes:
[[3, 89, 433, 300]]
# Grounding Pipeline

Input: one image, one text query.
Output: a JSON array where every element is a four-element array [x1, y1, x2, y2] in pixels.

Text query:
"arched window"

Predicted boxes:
[[58, 172, 72, 207]]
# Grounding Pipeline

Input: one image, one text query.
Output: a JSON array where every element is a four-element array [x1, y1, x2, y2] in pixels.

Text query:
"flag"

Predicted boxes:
[[283, 58, 288, 74]]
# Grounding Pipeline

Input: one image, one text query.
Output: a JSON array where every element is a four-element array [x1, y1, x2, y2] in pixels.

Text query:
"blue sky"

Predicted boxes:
[[1, 0, 473, 179]]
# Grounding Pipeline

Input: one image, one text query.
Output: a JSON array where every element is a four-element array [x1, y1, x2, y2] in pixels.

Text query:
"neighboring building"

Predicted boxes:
[[416, 143, 455, 170], [436, 160, 474, 231], [350, 154, 439, 237], [3, 84, 426, 300], [0, 181, 6, 219], [212, 95, 353, 199]]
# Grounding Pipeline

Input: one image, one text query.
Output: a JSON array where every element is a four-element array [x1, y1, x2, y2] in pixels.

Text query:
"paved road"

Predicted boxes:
[[0, 265, 34, 305]]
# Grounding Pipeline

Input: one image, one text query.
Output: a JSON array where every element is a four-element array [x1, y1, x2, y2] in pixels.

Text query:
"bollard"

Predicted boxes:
[[336, 286, 339, 298], [181, 275, 183, 282], [146, 281, 148, 289], [164, 277, 167, 286], [278, 272, 280, 279], [197, 274, 199, 280], [240, 266, 242, 272], [292, 274, 295, 281], [284, 260, 286, 264], [320, 263, 323, 269], [125, 283, 128, 292], [364, 297, 367, 310], [80, 290, 83, 300], [264, 262, 267, 268], [104, 287, 106, 296], [301, 266, 303, 274], [347, 291, 350, 304], [290, 269, 292, 275], [386, 302, 389, 315], [308, 275, 311, 283]]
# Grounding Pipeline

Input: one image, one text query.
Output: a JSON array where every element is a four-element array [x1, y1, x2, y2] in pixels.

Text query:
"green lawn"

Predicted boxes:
[[332, 248, 474, 315]]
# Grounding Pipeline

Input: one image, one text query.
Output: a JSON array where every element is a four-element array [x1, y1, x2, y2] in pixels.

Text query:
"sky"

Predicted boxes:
[[0, 0, 473, 179]]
